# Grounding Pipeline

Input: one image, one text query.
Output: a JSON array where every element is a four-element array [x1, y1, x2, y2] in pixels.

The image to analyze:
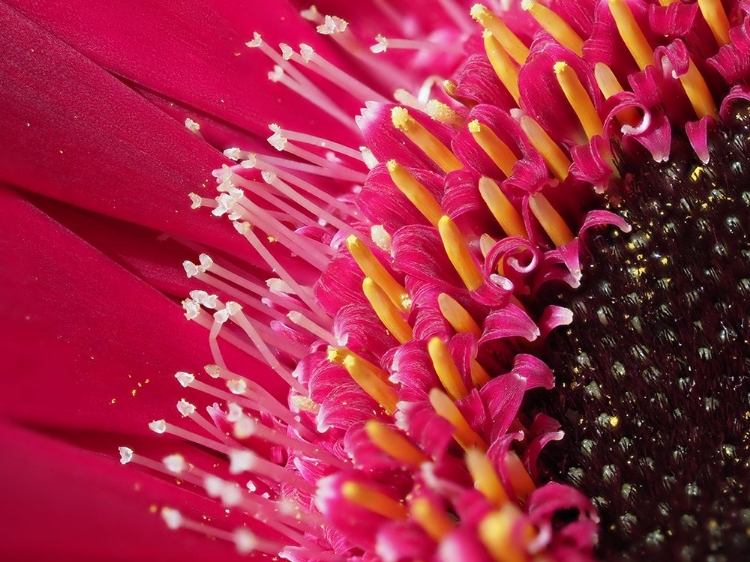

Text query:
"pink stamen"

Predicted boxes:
[[148, 419, 233, 456], [287, 310, 338, 347], [271, 126, 365, 161]]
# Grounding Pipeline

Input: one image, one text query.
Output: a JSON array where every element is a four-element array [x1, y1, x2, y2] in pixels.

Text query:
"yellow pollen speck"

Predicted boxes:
[[110, 398, 116, 405], [131, 389, 137, 397], [149, 504, 158, 513], [610, 416, 620, 427]]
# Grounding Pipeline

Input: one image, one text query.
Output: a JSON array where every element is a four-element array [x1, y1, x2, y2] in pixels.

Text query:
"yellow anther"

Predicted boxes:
[[411, 498, 455, 541], [429, 388, 488, 451], [553, 61, 603, 142], [342, 482, 408, 520], [470, 358, 492, 387], [346, 235, 410, 312], [426, 99, 465, 129], [442, 79, 459, 99], [478, 177, 528, 239], [529, 193, 575, 247], [483, 31, 520, 104], [438, 293, 482, 337], [391, 107, 463, 173], [329, 348, 399, 415], [698, 0, 731, 46], [679, 58, 719, 119], [609, 0, 654, 71], [658, 0, 680, 5], [466, 449, 510, 505], [478, 504, 536, 562], [518, 115, 571, 181], [594, 62, 641, 126], [362, 278, 413, 344], [428, 336, 470, 401], [468, 120, 518, 177], [438, 216, 485, 291], [479, 233, 497, 259], [471, 4, 530, 65], [505, 451, 536, 503], [386, 160, 443, 227], [365, 421, 429, 467], [522, 0, 584, 56]]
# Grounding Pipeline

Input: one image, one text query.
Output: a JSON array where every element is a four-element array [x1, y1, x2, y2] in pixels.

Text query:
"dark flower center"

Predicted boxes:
[[537, 104, 750, 561]]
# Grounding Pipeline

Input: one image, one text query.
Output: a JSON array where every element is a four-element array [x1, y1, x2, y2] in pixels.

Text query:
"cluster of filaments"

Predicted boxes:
[[120, 0, 748, 560]]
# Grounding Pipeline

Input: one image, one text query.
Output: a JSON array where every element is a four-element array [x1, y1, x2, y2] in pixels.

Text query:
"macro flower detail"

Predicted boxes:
[[1, 0, 748, 561]]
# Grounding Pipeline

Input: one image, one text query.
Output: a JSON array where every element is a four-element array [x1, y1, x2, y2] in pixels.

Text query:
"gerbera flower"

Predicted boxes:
[[1, 0, 748, 561]]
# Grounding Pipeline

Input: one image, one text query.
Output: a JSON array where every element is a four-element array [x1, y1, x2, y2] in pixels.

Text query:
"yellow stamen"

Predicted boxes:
[[479, 233, 497, 259], [608, 0, 654, 71], [470, 358, 491, 387], [342, 481, 408, 520], [442, 79, 458, 99], [438, 293, 482, 336], [471, 4, 530, 65], [594, 62, 641, 126], [411, 498, 455, 541], [362, 278, 413, 344], [698, 0, 731, 46], [329, 348, 399, 415], [483, 31, 521, 104], [391, 107, 463, 173], [522, 0, 584, 56], [386, 160, 443, 227], [429, 388, 488, 451], [468, 120, 518, 177], [553, 61, 603, 141], [506, 450, 536, 503], [679, 58, 719, 119], [478, 177, 528, 238], [518, 115, 571, 181], [428, 336, 470, 401], [346, 235, 411, 312], [529, 193, 575, 247], [658, 0, 679, 5], [466, 448, 509, 505], [478, 504, 536, 562], [438, 215, 485, 290], [365, 420, 429, 466], [426, 99, 465, 129]]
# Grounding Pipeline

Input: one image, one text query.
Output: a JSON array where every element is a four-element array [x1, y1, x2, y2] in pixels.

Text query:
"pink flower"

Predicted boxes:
[[1, 0, 749, 561]]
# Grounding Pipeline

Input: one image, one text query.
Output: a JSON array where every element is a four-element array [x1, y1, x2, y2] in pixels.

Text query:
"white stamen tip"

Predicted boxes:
[[360, 146, 378, 169], [233, 220, 251, 234], [267, 129, 288, 151], [268, 65, 284, 82], [182, 298, 201, 320], [188, 193, 202, 209], [184, 118, 200, 133], [229, 450, 257, 474], [149, 420, 167, 434], [227, 378, 248, 395], [177, 399, 196, 417], [261, 170, 277, 184], [161, 507, 183, 530], [299, 43, 314, 62], [198, 254, 214, 270], [175, 371, 196, 388], [300, 5, 320, 21], [183, 261, 200, 278], [225, 301, 242, 315], [371, 225, 392, 252], [316, 15, 348, 35], [227, 402, 244, 422], [279, 43, 293, 60], [204, 475, 224, 497], [223, 147, 242, 160], [267, 278, 293, 293], [234, 529, 259, 554], [245, 32, 262, 48], [204, 364, 222, 378], [371, 34, 389, 53], [118, 447, 133, 465], [163, 454, 187, 473]]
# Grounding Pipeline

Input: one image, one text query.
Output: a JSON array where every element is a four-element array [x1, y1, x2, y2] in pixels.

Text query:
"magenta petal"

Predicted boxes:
[[0, 5, 256, 262], [437, 528, 494, 562], [686, 116, 713, 164], [648, 0, 699, 37], [480, 304, 541, 344], [0, 422, 244, 562], [0, 188, 280, 434], [7, 0, 354, 141], [708, 17, 750, 83], [392, 225, 464, 288]]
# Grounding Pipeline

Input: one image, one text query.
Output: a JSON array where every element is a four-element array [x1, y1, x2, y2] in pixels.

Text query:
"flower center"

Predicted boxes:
[[538, 103, 750, 560]]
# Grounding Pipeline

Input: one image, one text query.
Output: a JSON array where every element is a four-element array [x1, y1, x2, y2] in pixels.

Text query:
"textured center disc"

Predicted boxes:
[[537, 105, 750, 561]]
